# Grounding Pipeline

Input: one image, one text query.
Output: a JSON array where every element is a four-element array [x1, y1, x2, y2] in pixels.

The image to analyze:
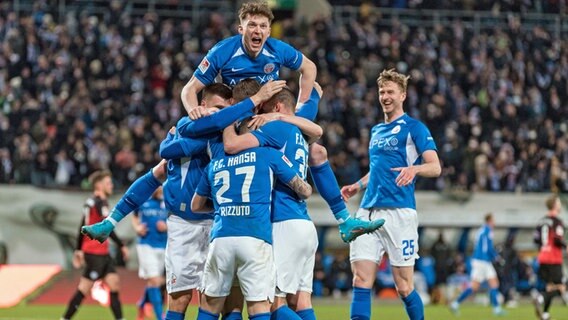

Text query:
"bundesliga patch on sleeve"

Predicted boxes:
[[282, 155, 293, 167], [198, 58, 210, 73]]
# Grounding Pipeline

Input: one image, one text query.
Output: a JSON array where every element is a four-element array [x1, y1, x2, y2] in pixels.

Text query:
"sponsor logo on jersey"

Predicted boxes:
[[198, 58, 210, 73], [263, 63, 275, 74], [391, 125, 401, 134]]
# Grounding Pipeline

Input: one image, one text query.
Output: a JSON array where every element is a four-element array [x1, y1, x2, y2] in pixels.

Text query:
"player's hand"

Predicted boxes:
[[188, 106, 211, 120], [156, 220, 167, 232], [392, 166, 418, 187], [134, 223, 148, 237], [121, 246, 129, 262], [72, 250, 84, 269], [340, 184, 360, 202], [255, 80, 287, 102], [169, 126, 176, 134], [248, 113, 282, 130]]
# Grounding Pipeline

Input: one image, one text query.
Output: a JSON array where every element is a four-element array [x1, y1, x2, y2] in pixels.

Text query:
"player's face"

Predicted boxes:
[[239, 14, 271, 57], [99, 176, 114, 197], [203, 94, 231, 110], [378, 81, 406, 116]]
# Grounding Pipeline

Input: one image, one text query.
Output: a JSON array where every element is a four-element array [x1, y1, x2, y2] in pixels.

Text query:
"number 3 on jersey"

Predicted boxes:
[[214, 166, 256, 203]]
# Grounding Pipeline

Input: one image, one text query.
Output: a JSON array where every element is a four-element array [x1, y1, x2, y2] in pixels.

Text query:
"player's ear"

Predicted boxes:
[[238, 24, 244, 35]]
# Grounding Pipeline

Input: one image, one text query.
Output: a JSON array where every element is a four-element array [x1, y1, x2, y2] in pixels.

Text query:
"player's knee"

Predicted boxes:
[[308, 143, 328, 167], [396, 286, 413, 298], [352, 272, 373, 288]]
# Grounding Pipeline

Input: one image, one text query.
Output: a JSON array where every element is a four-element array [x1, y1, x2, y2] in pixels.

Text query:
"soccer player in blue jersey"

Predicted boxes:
[[181, 1, 317, 112], [450, 213, 504, 316], [132, 187, 168, 320], [191, 122, 313, 320], [341, 69, 441, 320]]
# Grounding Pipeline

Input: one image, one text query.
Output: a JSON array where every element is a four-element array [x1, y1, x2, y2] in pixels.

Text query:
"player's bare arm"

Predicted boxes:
[[391, 150, 441, 187], [249, 113, 323, 143], [223, 123, 260, 154], [287, 175, 312, 200], [181, 75, 206, 114], [191, 193, 213, 213], [297, 55, 317, 103], [341, 172, 370, 201]]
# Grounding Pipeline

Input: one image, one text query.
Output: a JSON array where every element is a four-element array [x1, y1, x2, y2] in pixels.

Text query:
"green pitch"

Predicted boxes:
[[1, 302, 567, 319]]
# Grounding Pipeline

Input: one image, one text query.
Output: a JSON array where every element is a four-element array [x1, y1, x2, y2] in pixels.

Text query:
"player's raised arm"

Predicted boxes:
[[297, 55, 317, 103], [181, 76, 206, 114], [249, 113, 323, 144]]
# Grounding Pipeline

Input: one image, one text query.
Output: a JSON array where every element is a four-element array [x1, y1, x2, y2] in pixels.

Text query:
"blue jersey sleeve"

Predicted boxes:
[[250, 121, 289, 149], [411, 121, 437, 155], [179, 98, 255, 138], [193, 38, 232, 85], [195, 165, 212, 197], [272, 38, 303, 71], [159, 134, 208, 160], [266, 148, 297, 184], [295, 86, 320, 121], [207, 137, 225, 160]]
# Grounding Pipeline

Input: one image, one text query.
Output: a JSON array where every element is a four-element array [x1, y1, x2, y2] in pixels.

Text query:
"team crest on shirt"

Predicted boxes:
[[391, 125, 401, 134], [282, 155, 293, 167], [198, 58, 210, 73], [263, 63, 275, 74]]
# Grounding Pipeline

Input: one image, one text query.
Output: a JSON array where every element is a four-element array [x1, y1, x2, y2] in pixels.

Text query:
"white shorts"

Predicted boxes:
[[137, 244, 166, 279], [350, 208, 419, 267], [470, 259, 497, 283], [165, 215, 212, 294], [201, 236, 275, 302], [273, 219, 318, 296]]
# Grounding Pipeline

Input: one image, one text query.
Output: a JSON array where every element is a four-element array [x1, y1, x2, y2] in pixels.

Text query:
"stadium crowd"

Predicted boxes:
[[0, 1, 566, 195]]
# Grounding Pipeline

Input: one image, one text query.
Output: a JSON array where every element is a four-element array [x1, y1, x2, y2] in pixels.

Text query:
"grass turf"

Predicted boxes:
[[1, 301, 567, 319]]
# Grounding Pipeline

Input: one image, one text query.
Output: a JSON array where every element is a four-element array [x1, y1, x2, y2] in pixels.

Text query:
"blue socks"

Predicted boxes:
[[296, 308, 316, 320], [109, 170, 161, 224], [350, 287, 371, 320], [223, 311, 243, 320], [197, 308, 219, 320], [249, 313, 270, 320], [148, 287, 164, 320], [271, 306, 301, 320], [165, 310, 185, 320], [457, 287, 473, 303], [309, 162, 349, 222], [489, 288, 499, 308], [401, 290, 424, 320]]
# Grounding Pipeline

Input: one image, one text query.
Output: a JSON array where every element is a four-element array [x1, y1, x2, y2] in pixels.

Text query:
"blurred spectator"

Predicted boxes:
[[0, 1, 566, 193]]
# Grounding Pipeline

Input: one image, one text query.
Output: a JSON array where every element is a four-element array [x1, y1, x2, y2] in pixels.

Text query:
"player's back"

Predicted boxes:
[[251, 121, 310, 222], [205, 147, 297, 244], [136, 198, 168, 249], [472, 224, 494, 262]]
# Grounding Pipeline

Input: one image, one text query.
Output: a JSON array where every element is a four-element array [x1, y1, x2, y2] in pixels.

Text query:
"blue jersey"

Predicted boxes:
[[159, 118, 224, 220], [195, 147, 298, 244], [134, 198, 168, 249], [252, 121, 310, 222], [360, 113, 437, 210], [195, 35, 303, 87], [472, 224, 497, 262]]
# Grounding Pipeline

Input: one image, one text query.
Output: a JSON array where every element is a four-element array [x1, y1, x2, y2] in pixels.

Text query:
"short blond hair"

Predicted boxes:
[[239, 1, 274, 24], [377, 68, 410, 93]]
